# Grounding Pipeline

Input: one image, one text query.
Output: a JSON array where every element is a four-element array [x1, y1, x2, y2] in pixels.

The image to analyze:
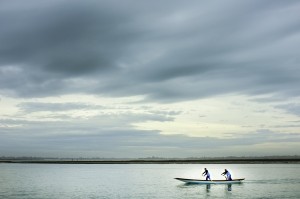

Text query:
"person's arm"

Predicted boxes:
[[221, 172, 227, 179]]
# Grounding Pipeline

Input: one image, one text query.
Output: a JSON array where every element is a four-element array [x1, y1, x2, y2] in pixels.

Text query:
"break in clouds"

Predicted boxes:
[[0, 0, 300, 157]]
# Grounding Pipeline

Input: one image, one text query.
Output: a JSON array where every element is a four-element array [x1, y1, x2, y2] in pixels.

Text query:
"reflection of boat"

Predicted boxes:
[[175, 178, 245, 184]]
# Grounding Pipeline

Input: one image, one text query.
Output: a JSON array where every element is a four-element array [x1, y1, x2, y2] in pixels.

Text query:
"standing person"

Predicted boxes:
[[202, 168, 211, 181], [221, 169, 232, 181]]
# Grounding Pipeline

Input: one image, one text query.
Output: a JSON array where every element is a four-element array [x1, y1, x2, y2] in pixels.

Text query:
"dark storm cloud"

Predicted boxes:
[[0, 0, 300, 101], [0, 0, 128, 73]]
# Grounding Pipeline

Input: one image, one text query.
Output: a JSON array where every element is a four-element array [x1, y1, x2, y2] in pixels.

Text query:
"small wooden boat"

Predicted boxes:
[[175, 177, 245, 184]]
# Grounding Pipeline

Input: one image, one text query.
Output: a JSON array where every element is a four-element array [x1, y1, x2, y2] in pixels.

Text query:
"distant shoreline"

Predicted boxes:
[[1, 158, 299, 164]]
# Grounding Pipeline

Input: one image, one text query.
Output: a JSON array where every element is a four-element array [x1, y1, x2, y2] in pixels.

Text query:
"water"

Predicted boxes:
[[0, 164, 299, 199]]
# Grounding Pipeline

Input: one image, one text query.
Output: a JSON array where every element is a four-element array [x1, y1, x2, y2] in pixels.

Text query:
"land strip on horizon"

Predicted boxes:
[[1, 156, 299, 164]]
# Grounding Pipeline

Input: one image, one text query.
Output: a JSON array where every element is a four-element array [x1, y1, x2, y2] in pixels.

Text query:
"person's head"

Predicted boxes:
[[225, 169, 227, 172], [204, 168, 207, 171]]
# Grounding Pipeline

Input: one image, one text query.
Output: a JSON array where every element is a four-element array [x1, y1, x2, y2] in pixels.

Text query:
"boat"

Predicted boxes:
[[175, 177, 245, 184]]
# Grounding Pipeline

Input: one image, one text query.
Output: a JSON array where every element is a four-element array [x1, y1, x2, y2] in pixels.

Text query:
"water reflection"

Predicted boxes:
[[206, 184, 210, 192], [178, 182, 242, 192], [227, 183, 232, 191]]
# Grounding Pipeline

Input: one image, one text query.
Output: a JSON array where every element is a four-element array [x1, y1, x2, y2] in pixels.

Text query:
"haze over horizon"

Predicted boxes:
[[1, 0, 300, 158]]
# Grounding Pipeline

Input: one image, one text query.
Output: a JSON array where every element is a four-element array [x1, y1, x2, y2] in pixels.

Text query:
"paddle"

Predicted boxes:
[[222, 173, 227, 180]]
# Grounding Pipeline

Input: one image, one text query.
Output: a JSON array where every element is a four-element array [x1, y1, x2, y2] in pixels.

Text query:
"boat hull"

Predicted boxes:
[[175, 178, 245, 184]]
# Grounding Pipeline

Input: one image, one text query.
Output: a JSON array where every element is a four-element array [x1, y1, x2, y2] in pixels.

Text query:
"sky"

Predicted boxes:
[[0, 0, 300, 158]]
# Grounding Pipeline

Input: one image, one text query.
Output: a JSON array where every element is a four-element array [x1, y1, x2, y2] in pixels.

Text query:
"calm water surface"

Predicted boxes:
[[0, 164, 299, 198]]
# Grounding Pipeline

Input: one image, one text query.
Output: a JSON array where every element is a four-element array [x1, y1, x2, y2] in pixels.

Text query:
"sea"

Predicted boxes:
[[0, 163, 299, 199]]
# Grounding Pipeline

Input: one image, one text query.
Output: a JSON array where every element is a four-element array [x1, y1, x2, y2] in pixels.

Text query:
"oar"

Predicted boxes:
[[222, 174, 227, 180]]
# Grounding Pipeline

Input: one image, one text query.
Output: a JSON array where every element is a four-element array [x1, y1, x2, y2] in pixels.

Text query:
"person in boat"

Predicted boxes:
[[221, 169, 232, 181], [202, 168, 211, 181]]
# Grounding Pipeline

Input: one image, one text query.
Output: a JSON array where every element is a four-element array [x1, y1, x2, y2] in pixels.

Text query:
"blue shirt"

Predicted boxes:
[[226, 171, 231, 178]]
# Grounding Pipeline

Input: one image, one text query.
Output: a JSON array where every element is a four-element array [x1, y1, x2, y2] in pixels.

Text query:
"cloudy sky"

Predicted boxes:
[[0, 0, 300, 158]]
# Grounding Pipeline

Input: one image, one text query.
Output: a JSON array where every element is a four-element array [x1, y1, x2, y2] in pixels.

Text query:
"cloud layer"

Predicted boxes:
[[0, 0, 300, 157], [1, 0, 300, 101]]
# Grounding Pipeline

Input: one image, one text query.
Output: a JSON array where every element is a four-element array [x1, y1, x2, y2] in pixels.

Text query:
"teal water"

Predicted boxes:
[[0, 164, 299, 198]]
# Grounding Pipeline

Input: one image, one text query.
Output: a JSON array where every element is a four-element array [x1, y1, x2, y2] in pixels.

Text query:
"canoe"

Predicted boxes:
[[175, 177, 245, 184]]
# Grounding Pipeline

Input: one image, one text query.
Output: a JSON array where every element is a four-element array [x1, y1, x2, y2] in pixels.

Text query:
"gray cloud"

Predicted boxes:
[[274, 103, 300, 116], [1, 0, 300, 157], [1, 116, 299, 157], [0, 0, 299, 101], [17, 102, 104, 112]]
